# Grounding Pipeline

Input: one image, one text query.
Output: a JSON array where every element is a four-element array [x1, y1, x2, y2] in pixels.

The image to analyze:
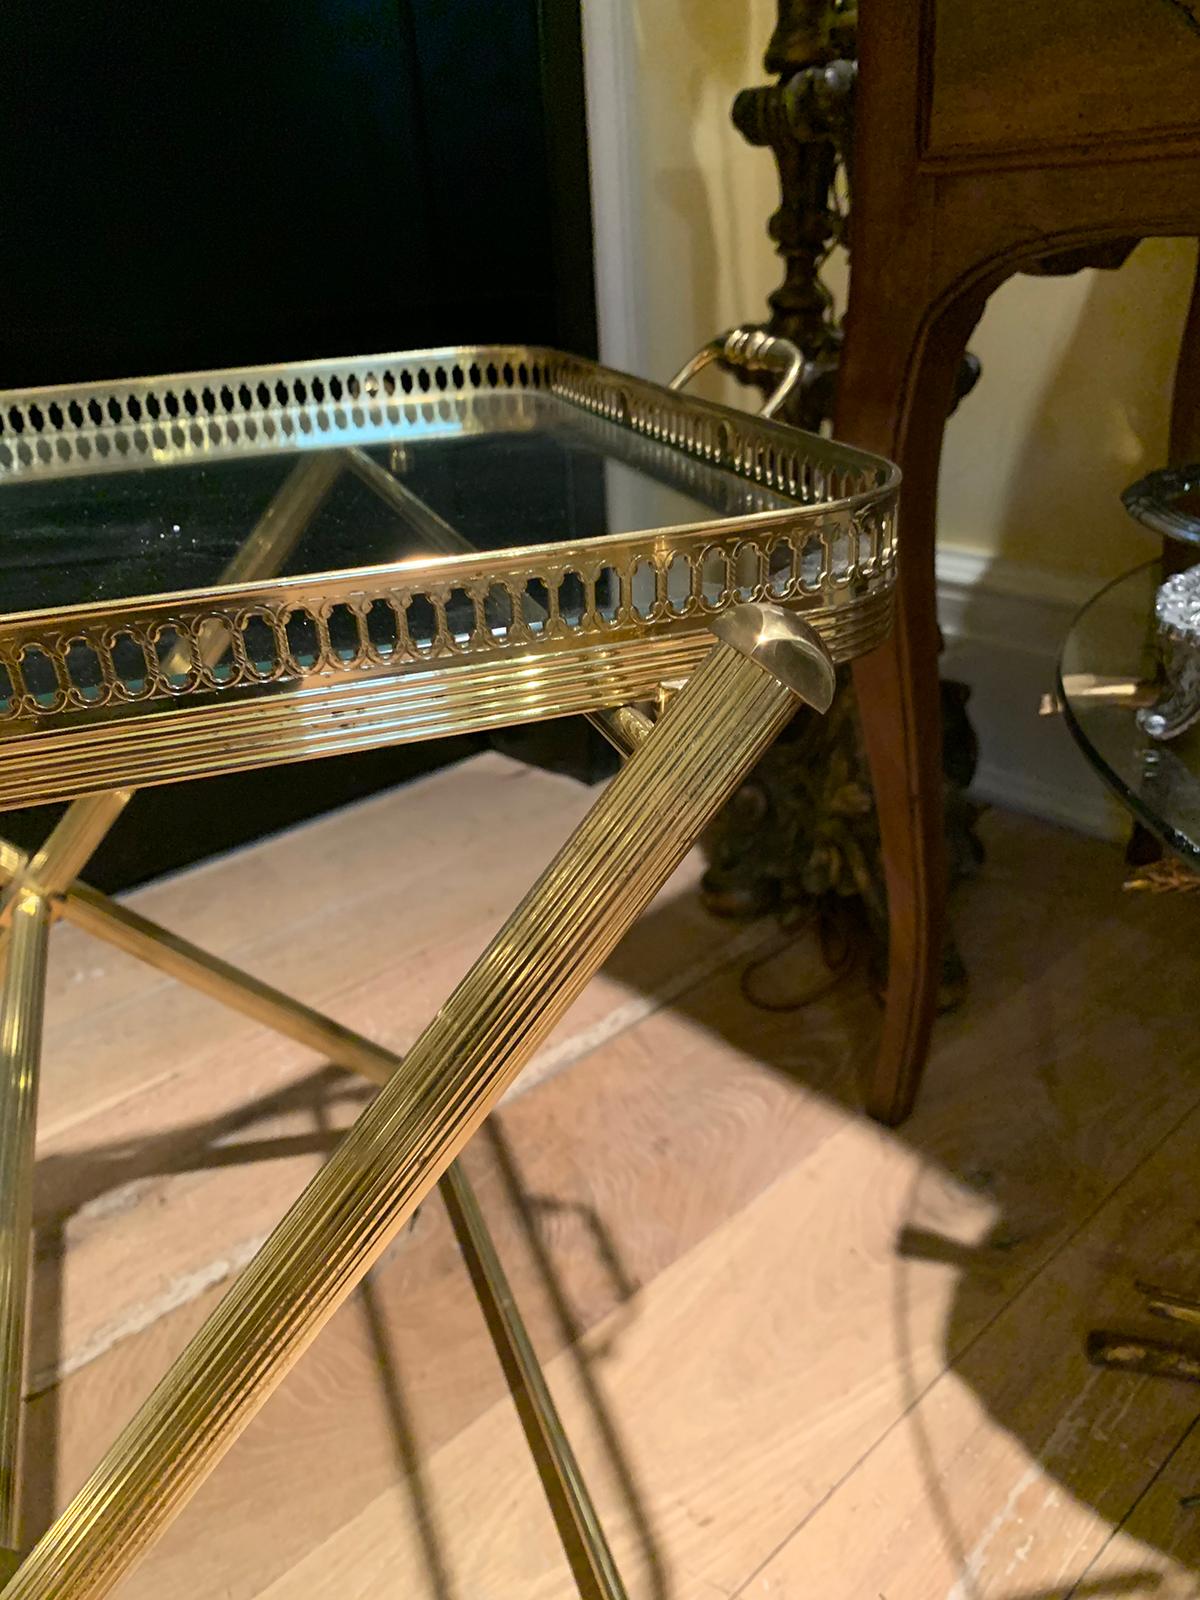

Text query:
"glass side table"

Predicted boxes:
[[0, 340, 898, 1599], [1059, 560, 1200, 1389], [1058, 562, 1200, 867]]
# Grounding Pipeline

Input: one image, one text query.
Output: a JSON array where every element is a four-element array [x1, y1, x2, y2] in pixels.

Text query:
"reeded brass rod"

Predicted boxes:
[[20, 793, 133, 904], [589, 703, 653, 758], [0, 849, 399, 1087], [215, 451, 343, 588], [57, 885, 400, 1086], [25, 878, 630, 1596], [4, 604, 834, 1600], [0, 892, 50, 1550], [344, 447, 469, 556], [0, 452, 341, 929], [347, 453, 655, 757], [442, 1163, 628, 1600]]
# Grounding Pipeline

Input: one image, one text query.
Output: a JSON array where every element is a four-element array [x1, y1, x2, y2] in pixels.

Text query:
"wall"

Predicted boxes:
[[583, 2, 1198, 833], [940, 238, 1198, 584], [937, 242, 1198, 834], [583, 0, 781, 387]]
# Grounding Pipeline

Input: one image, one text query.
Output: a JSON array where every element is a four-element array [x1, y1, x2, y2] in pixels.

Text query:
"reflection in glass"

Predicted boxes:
[[0, 399, 791, 618]]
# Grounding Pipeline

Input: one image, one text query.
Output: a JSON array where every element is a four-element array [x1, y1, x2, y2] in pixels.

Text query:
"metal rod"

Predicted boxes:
[[214, 451, 343, 589], [0, 892, 50, 1550], [346, 451, 656, 758], [0, 452, 341, 929], [4, 604, 835, 1600], [19, 794, 133, 905], [56, 885, 401, 1087], [344, 447, 468, 556], [0, 857, 631, 1593], [589, 704, 654, 759], [441, 1164, 628, 1600]]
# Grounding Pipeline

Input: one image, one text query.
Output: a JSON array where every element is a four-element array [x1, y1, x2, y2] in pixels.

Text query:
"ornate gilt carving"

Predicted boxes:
[[708, 1, 983, 1009]]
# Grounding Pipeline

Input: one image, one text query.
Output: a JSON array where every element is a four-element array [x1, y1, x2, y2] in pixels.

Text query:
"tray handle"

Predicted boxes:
[[669, 326, 804, 420]]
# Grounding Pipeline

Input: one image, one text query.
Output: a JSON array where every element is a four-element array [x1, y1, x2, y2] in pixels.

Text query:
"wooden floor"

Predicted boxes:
[[22, 751, 1200, 1599]]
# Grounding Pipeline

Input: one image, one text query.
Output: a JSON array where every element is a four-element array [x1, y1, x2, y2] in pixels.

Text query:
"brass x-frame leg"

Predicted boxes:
[[0, 603, 835, 1600], [0, 816, 640, 1596], [0, 435, 838, 1597], [0, 446, 652, 1593]]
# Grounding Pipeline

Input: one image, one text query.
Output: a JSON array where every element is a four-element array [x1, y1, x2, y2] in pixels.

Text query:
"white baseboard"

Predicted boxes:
[[935, 545, 1124, 838]]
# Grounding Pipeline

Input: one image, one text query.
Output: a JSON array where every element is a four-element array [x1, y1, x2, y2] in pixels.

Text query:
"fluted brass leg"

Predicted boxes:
[[3, 604, 834, 1600], [0, 893, 50, 1556], [7, 796, 133, 912], [0, 848, 632, 1593]]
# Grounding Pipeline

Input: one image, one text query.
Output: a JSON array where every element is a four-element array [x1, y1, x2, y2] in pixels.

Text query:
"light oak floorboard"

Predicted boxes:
[[20, 780, 1200, 1600], [31, 754, 767, 1397], [748, 1085, 1200, 1599], [1079, 1420, 1200, 1599]]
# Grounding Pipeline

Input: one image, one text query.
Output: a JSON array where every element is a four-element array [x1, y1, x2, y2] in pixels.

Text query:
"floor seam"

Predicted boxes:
[[726, 1084, 1200, 1599], [1065, 1409, 1200, 1598]]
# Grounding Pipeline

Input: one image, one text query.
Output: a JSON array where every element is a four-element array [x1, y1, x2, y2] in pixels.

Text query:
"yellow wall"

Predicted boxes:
[[939, 239, 1197, 582], [602, 1, 1197, 582], [603, 0, 780, 387]]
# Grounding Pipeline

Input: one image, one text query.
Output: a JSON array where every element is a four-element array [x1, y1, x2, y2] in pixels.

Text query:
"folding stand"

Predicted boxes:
[[0, 342, 897, 1596]]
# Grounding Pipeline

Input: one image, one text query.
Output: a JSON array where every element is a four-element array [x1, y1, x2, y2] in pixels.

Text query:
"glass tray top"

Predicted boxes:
[[1058, 562, 1200, 863], [0, 399, 795, 619], [0, 347, 899, 809]]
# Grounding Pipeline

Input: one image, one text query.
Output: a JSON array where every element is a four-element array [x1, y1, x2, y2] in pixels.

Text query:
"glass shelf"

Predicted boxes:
[[0, 401, 793, 620], [1058, 562, 1200, 863]]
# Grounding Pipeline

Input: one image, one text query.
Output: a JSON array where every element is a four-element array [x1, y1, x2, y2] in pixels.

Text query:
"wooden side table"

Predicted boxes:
[[837, 0, 1200, 1123]]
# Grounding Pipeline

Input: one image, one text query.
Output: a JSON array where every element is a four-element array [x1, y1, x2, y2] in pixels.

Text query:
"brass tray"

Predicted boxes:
[[0, 343, 899, 1596], [0, 345, 898, 808]]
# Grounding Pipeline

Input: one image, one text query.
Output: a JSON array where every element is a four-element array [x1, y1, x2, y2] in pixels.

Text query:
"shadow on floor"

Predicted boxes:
[[19, 806, 1200, 1596], [600, 807, 1200, 1595], [22, 1060, 660, 1600]]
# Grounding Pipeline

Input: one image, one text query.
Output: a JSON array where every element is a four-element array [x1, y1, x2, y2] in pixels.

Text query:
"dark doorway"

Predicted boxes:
[[0, 0, 598, 888], [0, 0, 596, 382]]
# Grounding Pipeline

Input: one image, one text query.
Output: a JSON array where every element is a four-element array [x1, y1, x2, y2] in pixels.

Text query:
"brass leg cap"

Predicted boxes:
[[711, 602, 837, 711]]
